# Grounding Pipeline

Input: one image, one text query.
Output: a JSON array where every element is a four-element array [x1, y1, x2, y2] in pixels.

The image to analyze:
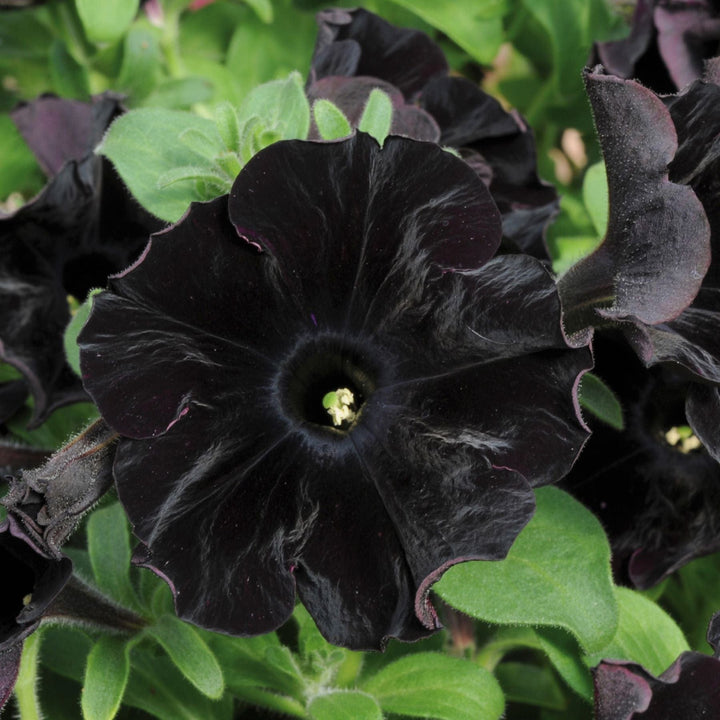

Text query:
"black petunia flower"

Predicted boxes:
[[559, 65, 720, 586], [308, 8, 558, 258], [593, 612, 720, 719], [0, 94, 163, 427], [593, 0, 720, 93], [78, 133, 591, 650], [0, 516, 72, 711]]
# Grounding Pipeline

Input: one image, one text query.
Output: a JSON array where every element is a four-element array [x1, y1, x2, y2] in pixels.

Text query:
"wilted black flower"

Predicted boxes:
[[0, 94, 163, 426], [0, 517, 72, 711], [78, 133, 591, 650], [593, 612, 720, 719], [593, 0, 720, 93], [308, 8, 558, 258]]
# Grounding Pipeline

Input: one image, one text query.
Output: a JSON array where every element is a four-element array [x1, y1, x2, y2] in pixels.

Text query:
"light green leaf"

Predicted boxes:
[[535, 627, 593, 701], [578, 372, 624, 431], [147, 614, 224, 699], [82, 636, 130, 720], [143, 77, 215, 109], [117, 27, 162, 103], [313, 100, 352, 141], [584, 587, 689, 675], [358, 89, 393, 145], [436, 487, 618, 653], [64, 288, 102, 376], [582, 161, 608, 238], [99, 108, 225, 222], [385, 0, 509, 65], [309, 691, 382, 720], [550, 235, 603, 276], [41, 627, 93, 683], [87, 502, 138, 610], [75, 0, 140, 44], [244, 0, 273, 23], [363, 653, 504, 720], [237, 71, 310, 142]]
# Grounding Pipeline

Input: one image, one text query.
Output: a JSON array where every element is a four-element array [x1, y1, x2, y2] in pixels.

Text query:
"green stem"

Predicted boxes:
[[14, 632, 43, 720], [160, 10, 184, 78]]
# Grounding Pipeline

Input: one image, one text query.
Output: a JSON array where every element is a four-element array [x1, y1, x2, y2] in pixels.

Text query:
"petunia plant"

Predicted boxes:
[[3, 1, 720, 719]]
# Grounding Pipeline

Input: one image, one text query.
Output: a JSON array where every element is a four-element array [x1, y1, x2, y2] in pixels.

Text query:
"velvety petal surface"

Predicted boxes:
[[0, 643, 22, 712], [229, 133, 502, 331], [11, 94, 121, 177], [594, 653, 720, 719], [311, 8, 447, 97], [81, 134, 591, 648], [559, 68, 710, 335]]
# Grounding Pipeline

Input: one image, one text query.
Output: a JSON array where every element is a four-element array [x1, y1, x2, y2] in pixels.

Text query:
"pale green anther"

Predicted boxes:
[[322, 388, 357, 427]]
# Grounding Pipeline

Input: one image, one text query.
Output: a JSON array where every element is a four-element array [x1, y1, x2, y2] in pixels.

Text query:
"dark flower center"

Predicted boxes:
[[277, 336, 380, 434], [63, 252, 118, 301]]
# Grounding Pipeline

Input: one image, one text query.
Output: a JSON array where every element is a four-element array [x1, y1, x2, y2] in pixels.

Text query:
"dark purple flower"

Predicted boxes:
[[558, 67, 720, 587], [0, 517, 72, 711], [561, 335, 720, 588], [78, 133, 591, 650], [593, 0, 720, 93], [308, 8, 558, 258], [593, 613, 720, 719], [0, 95, 163, 427]]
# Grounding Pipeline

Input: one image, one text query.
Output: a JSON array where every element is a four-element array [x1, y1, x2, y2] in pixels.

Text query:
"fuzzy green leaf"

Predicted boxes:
[[313, 99, 352, 141], [309, 691, 382, 720], [64, 288, 102, 376], [582, 161, 608, 238], [82, 636, 130, 720], [495, 662, 566, 710], [99, 108, 224, 221], [363, 653, 504, 720], [147, 614, 224, 699], [584, 587, 689, 674], [357, 89, 393, 145], [436, 487, 618, 653]]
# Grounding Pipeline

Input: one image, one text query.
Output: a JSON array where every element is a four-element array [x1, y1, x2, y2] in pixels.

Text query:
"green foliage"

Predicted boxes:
[[64, 288, 103, 376], [495, 662, 566, 711], [582, 161, 609, 237], [357, 88, 393, 145], [313, 99, 352, 140], [578, 372, 624, 430], [363, 653, 505, 720], [436, 487, 618, 653], [308, 691, 383, 720], [82, 636, 131, 720], [0, 114, 44, 200], [74, 0, 140, 45]]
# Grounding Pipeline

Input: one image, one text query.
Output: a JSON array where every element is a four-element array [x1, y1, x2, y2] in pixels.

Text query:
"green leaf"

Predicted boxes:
[[14, 630, 42, 719], [357, 89, 393, 145], [143, 77, 215, 109], [117, 27, 162, 103], [309, 691, 382, 720], [99, 108, 224, 222], [435, 487, 618, 653], [74, 0, 140, 44], [362, 652, 504, 720], [214, 102, 241, 152], [82, 636, 130, 720], [535, 627, 593, 701], [49, 39, 89, 99], [584, 587, 689, 675], [7, 402, 99, 451], [244, 0, 273, 23], [313, 99, 352, 141], [582, 161, 608, 238], [64, 288, 102, 376], [578, 372, 624, 431], [550, 235, 603, 276], [237, 71, 310, 143], [495, 662, 566, 710], [147, 614, 224, 699], [87, 502, 138, 610], [384, 0, 509, 65]]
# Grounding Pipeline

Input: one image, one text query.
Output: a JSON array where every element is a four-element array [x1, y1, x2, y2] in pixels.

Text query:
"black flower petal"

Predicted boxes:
[[0, 96, 163, 426], [308, 8, 558, 258], [593, 0, 720, 93], [594, 652, 720, 719], [79, 133, 590, 649]]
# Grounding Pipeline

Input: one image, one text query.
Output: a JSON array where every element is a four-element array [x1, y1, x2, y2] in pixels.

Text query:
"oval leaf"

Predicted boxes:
[[82, 636, 130, 720], [436, 487, 618, 652], [578, 372, 624, 430], [147, 614, 224, 699], [75, 0, 139, 44], [362, 653, 504, 720], [309, 691, 382, 720]]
